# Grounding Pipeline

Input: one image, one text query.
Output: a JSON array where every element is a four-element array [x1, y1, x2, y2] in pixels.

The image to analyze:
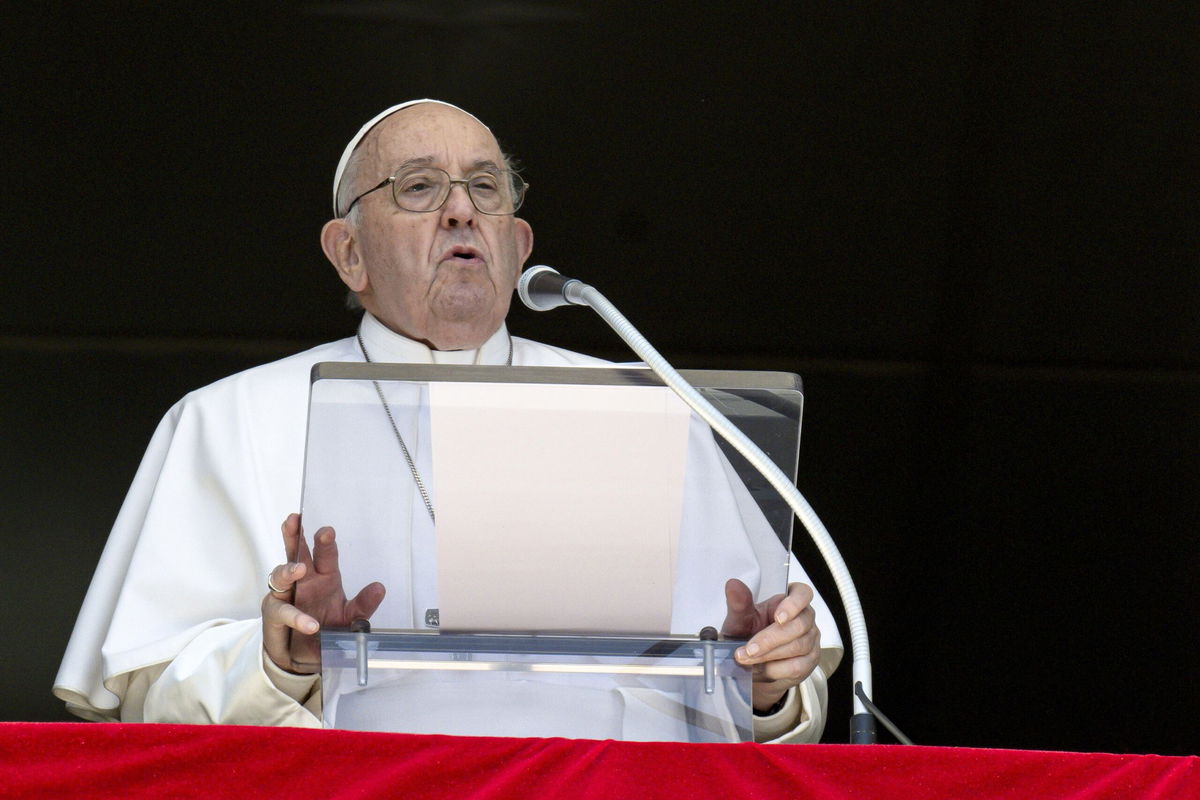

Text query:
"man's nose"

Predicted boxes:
[[441, 182, 476, 228]]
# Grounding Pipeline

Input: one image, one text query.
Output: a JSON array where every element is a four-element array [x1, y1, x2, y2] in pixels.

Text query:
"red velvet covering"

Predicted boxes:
[[1, 723, 1196, 799]]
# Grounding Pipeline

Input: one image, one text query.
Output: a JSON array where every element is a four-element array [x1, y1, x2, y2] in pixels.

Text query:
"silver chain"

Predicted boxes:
[[356, 330, 513, 524]]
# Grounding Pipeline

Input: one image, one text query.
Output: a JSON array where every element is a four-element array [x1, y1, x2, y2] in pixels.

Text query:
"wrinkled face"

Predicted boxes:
[[330, 104, 532, 349]]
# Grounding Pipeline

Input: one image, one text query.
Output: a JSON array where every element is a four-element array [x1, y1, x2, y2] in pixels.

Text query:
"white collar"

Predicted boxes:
[[357, 311, 512, 365]]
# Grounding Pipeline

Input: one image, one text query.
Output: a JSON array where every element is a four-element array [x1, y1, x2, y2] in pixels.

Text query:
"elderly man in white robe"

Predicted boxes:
[[54, 100, 841, 742]]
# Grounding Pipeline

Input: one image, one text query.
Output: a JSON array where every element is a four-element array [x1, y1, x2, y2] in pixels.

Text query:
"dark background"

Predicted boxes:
[[2, 2, 1196, 755]]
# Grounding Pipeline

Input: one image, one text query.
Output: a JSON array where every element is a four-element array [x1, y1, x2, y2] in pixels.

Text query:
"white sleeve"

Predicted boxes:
[[55, 367, 310, 723], [754, 667, 830, 744], [122, 619, 320, 727]]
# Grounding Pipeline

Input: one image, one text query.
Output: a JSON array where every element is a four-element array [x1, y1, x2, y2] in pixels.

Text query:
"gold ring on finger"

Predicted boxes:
[[267, 572, 288, 594]]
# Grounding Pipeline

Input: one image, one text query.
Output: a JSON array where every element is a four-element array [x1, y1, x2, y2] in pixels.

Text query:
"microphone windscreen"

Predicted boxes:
[[518, 265, 572, 311]]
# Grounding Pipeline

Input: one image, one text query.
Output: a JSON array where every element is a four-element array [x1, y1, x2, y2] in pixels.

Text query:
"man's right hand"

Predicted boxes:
[[262, 513, 386, 673]]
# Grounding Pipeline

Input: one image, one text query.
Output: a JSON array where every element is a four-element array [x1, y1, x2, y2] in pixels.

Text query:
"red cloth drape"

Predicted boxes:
[[1, 723, 1195, 799]]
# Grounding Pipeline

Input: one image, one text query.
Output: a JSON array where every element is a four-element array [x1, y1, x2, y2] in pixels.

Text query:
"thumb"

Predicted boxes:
[[346, 581, 387, 622], [720, 578, 756, 638]]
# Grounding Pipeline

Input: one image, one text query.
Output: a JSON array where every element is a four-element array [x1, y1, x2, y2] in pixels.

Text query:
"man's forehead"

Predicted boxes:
[[365, 105, 503, 164]]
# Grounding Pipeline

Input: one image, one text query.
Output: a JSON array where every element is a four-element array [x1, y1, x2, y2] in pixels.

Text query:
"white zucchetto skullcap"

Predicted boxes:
[[331, 99, 488, 217]]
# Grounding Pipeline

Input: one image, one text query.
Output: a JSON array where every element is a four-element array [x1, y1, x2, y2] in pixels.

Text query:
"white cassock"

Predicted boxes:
[[54, 312, 842, 742]]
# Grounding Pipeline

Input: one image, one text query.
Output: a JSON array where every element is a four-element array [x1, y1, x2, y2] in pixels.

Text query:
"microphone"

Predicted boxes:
[[518, 265, 589, 311], [518, 265, 883, 743]]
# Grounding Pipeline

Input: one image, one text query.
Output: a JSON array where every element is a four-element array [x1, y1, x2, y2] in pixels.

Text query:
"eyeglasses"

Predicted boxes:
[[343, 166, 528, 217]]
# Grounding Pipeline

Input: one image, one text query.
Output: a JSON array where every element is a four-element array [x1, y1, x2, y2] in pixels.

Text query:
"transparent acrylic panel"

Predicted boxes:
[[300, 364, 802, 631], [298, 364, 804, 738], [320, 630, 754, 742]]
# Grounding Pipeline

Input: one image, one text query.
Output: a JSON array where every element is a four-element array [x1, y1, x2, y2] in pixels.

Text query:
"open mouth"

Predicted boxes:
[[446, 246, 483, 262]]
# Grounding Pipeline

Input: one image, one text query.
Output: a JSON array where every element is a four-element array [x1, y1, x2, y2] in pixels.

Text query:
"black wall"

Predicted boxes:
[[3, 2, 1196, 754]]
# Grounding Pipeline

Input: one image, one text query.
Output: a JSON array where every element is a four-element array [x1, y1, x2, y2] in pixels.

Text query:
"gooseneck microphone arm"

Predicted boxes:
[[518, 265, 878, 744]]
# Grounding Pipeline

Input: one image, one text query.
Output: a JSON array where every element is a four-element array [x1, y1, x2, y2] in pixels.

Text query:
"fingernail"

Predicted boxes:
[[304, 620, 318, 633], [776, 611, 788, 625], [745, 642, 760, 657]]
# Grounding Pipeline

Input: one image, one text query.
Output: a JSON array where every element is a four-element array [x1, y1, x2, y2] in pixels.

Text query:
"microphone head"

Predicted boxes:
[[518, 265, 573, 311]]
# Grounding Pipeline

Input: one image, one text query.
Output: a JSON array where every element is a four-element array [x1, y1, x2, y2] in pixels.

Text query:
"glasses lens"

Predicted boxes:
[[468, 171, 524, 214], [504, 172, 527, 213], [393, 169, 450, 212], [390, 168, 526, 214]]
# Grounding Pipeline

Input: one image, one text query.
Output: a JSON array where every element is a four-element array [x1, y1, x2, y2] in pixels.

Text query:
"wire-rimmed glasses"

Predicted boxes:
[[343, 166, 527, 217]]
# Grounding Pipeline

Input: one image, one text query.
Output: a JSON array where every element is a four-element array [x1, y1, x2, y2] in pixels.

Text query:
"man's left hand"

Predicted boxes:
[[721, 579, 821, 712]]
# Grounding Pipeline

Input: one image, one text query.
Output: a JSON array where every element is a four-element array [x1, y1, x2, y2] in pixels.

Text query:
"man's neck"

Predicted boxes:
[[359, 312, 509, 365], [370, 314, 497, 352]]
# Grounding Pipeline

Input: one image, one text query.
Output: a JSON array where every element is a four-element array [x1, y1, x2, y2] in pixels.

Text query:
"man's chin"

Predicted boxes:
[[434, 292, 495, 322], [425, 302, 505, 347]]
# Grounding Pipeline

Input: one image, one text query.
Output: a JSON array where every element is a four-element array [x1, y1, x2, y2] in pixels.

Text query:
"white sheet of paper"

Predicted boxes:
[[430, 381, 691, 634]]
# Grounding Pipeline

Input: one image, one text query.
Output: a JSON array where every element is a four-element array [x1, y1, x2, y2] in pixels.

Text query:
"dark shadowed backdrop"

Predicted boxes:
[[2, 1, 1196, 755]]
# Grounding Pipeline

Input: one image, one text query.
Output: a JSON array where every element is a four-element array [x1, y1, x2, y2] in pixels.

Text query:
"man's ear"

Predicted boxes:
[[321, 218, 368, 292], [514, 217, 534, 267]]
